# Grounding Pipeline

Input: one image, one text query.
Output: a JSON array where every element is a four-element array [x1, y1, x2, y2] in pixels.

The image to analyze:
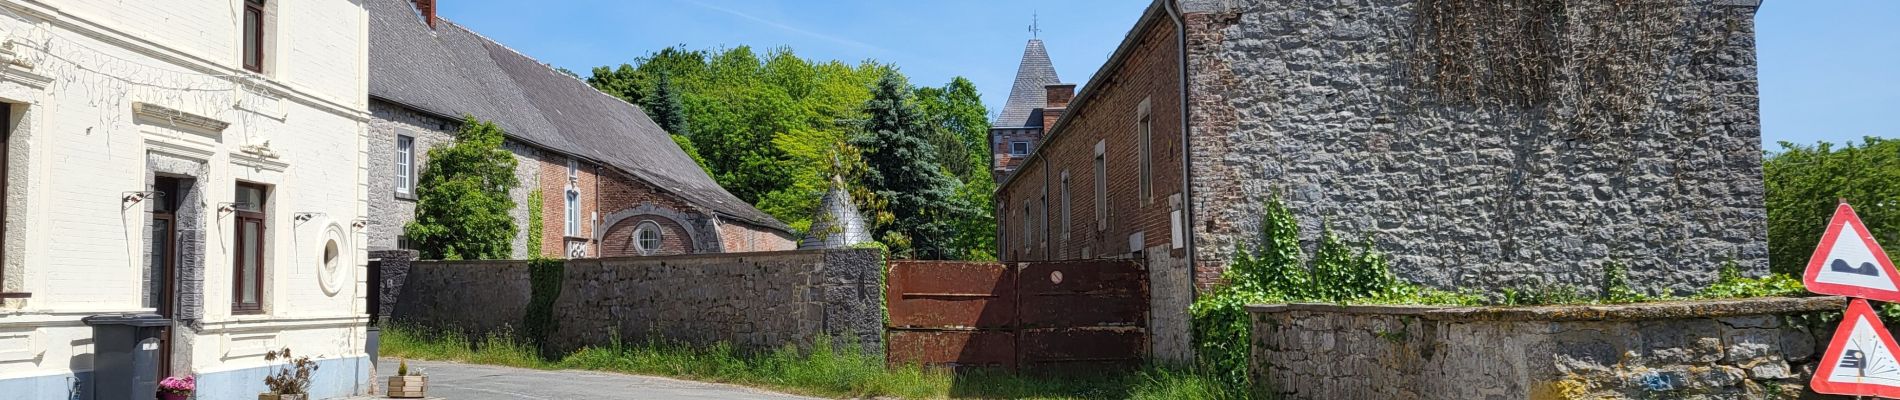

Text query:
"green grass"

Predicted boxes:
[[380, 326, 1257, 399]]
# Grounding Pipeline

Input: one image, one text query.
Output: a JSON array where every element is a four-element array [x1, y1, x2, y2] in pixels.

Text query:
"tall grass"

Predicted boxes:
[[379, 326, 1256, 399]]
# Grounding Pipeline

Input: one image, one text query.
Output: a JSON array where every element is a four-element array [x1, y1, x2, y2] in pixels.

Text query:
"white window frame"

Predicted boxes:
[[634, 221, 662, 256], [1011, 141, 1029, 156], [567, 158, 579, 181], [1094, 140, 1106, 231], [1059, 170, 1071, 241], [1138, 98, 1154, 205], [395, 134, 414, 196], [565, 189, 580, 237]]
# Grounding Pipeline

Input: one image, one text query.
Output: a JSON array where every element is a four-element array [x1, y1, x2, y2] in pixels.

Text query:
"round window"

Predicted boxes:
[[634, 222, 663, 255]]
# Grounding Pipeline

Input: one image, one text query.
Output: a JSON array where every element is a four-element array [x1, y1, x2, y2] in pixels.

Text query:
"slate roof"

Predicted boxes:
[[993, 39, 1062, 128], [797, 182, 872, 250], [367, 0, 790, 233]]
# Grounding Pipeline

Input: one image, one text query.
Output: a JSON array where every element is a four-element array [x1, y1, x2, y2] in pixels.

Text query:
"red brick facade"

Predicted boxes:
[[531, 151, 794, 258], [996, 12, 1183, 265]]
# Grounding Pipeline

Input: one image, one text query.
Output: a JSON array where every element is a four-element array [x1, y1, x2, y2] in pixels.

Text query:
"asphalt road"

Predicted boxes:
[[369, 359, 818, 400]]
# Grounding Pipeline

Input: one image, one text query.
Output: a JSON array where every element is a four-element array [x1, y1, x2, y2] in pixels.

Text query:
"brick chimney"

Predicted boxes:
[[1040, 83, 1075, 130], [412, 0, 437, 29]]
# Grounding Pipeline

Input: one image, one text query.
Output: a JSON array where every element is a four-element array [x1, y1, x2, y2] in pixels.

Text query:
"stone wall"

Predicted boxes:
[[1183, 0, 1767, 294], [367, 99, 458, 251], [389, 249, 884, 354], [1247, 297, 1843, 399]]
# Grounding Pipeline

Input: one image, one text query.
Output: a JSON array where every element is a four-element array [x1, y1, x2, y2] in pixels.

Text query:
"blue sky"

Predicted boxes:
[[438, 0, 1896, 148]]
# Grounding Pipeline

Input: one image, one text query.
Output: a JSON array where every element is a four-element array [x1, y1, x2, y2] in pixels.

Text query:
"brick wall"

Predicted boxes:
[[718, 220, 797, 253], [996, 11, 1183, 263], [388, 249, 885, 355]]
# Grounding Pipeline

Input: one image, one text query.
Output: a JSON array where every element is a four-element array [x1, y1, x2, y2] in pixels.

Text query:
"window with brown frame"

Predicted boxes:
[[242, 0, 265, 73], [232, 182, 268, 314]]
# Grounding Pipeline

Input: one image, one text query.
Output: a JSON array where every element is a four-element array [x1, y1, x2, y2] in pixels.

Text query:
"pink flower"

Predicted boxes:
[[159, 376, 196, 393]]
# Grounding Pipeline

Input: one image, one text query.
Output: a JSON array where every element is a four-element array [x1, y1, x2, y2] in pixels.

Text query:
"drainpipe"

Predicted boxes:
[[1163, 0, 1198, 301]]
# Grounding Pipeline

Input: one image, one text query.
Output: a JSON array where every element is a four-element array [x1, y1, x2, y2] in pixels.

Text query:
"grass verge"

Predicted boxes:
[[380, 325, 1255, 399]]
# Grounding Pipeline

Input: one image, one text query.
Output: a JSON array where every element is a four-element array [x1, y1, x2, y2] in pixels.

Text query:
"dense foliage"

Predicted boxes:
[[405, 116, 520, 260], [851, 72, 976, 259], [587, 46, 995, 259], [1764, 137, 1900, 275]]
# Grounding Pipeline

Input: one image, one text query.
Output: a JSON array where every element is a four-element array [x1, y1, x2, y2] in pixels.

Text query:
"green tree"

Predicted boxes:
[[913, 77, 991, 181], [1765, 137, 1900, 275], [852, 72, 965, 259], [405, 116, 520, 260], [645, 73, 707, 170]]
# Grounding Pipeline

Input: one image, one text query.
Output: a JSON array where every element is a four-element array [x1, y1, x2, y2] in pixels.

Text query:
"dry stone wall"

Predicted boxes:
[[1247, 297, 1842, 399], [388, 249, 884, 355]]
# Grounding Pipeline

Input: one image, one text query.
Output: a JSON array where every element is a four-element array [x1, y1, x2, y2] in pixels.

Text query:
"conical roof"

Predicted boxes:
[[993, 39, 1061, 129], [799, 183, 873, 250]]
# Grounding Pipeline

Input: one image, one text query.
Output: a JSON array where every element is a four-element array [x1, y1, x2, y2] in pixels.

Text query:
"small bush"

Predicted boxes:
[[1190, 195, 1470, 388]]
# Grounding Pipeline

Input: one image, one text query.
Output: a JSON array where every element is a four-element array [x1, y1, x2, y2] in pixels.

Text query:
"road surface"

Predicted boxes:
[[365, 359, 818, 400]]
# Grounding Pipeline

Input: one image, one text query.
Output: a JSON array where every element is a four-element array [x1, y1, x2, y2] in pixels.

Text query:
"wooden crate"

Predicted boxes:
[[386, 376, 427, 398]]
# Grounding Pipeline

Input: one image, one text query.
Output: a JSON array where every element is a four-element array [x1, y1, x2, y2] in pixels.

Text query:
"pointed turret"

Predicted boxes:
[[799, 176, 873, 250], [994, 39, 1062, 129], [990, 38, 1070, 179]]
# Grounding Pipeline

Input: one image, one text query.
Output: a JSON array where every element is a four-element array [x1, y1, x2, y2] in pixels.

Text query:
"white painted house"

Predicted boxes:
[[0, 0, 372, 398]]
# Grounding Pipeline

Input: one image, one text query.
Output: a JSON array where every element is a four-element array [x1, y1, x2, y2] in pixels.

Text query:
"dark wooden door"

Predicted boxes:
[[149, 177, 181, 379]]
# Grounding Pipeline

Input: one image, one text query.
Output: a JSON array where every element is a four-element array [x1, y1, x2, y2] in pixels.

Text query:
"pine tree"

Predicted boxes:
[[645, 74, 707, 169], [851, 72, 963, 259], [404, 116, 520, 260]]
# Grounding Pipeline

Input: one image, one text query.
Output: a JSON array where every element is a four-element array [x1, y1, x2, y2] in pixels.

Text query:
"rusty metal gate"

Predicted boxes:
[[885, 259, 1147, 371]]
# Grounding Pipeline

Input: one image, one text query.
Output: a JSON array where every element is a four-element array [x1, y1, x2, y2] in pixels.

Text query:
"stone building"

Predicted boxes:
[[367, 0, 795, 260], [996, 0, 1767, 297], [0, 0, 373, 397]]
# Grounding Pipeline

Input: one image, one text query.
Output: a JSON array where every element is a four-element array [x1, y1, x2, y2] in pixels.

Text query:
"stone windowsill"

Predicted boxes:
[[1243, 295, 1845, 322]]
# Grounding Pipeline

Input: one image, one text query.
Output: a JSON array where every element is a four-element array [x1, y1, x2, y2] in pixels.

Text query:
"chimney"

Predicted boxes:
[[412, 0, 437, 29], [1044, 84, 1076, 109], [1040, 83, 1075, 132]]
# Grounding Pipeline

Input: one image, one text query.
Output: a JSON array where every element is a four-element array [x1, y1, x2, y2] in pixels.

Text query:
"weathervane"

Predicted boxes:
[[1029, 13, 1041, 38]]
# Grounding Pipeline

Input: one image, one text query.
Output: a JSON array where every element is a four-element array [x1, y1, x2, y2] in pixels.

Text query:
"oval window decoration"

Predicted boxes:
[[317, 223, 349, 296], [634, 221, 663, 256]]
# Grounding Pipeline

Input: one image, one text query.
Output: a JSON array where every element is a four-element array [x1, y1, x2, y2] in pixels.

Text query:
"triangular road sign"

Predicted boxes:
[[1805, 203, 1900, 302], [1814, 299, 1900, 398]]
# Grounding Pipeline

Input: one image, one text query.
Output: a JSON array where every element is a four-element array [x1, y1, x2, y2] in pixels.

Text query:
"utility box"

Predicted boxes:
[[82, 313, 171, 400]]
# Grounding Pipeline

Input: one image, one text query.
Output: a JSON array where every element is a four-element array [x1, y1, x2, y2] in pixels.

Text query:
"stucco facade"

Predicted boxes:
[[0, 0, 372, 398]]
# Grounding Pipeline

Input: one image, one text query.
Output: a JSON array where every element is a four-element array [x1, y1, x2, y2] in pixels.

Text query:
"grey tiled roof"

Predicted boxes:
[[367, 0, 790, 232], [797, 183, 872, 250], [993, 39, 1061, 128]]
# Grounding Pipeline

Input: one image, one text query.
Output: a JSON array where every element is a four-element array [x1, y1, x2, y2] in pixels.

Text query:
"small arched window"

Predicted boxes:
[[634, 222, 663, 256]]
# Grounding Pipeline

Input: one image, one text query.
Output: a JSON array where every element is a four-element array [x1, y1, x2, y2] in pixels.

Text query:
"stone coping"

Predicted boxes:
[[1244, 296, 1845, 322], [414, 248, 880, 265]]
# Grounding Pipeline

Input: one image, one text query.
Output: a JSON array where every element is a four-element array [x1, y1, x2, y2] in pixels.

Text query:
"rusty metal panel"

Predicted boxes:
[[1017, 327, 1146, 371], [887, 329, 1015, 370], [1015, 260, 1148, 328], [886, 261, 1015, 329], [885, 259, 1149, 373]]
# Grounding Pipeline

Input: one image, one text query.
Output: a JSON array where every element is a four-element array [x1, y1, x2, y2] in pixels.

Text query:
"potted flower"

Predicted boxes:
[[158, 375, 195, 400], [259, 348, 319, 400], [386, 358, 427, 398]]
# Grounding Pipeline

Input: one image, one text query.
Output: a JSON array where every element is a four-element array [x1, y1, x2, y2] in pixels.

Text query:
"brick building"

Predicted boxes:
[[989, 39, 1066, 180], [997, 0, 1766, 299], [367, 0, 794, 260]]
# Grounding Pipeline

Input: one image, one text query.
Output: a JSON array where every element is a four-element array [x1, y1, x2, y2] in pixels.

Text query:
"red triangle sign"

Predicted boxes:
[[1804, 203, 1900, 302], [1813, 299, 1900, 397]]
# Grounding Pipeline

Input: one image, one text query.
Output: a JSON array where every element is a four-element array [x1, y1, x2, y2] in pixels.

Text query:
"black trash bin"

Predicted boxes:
[[82, 313, 171, 400]]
